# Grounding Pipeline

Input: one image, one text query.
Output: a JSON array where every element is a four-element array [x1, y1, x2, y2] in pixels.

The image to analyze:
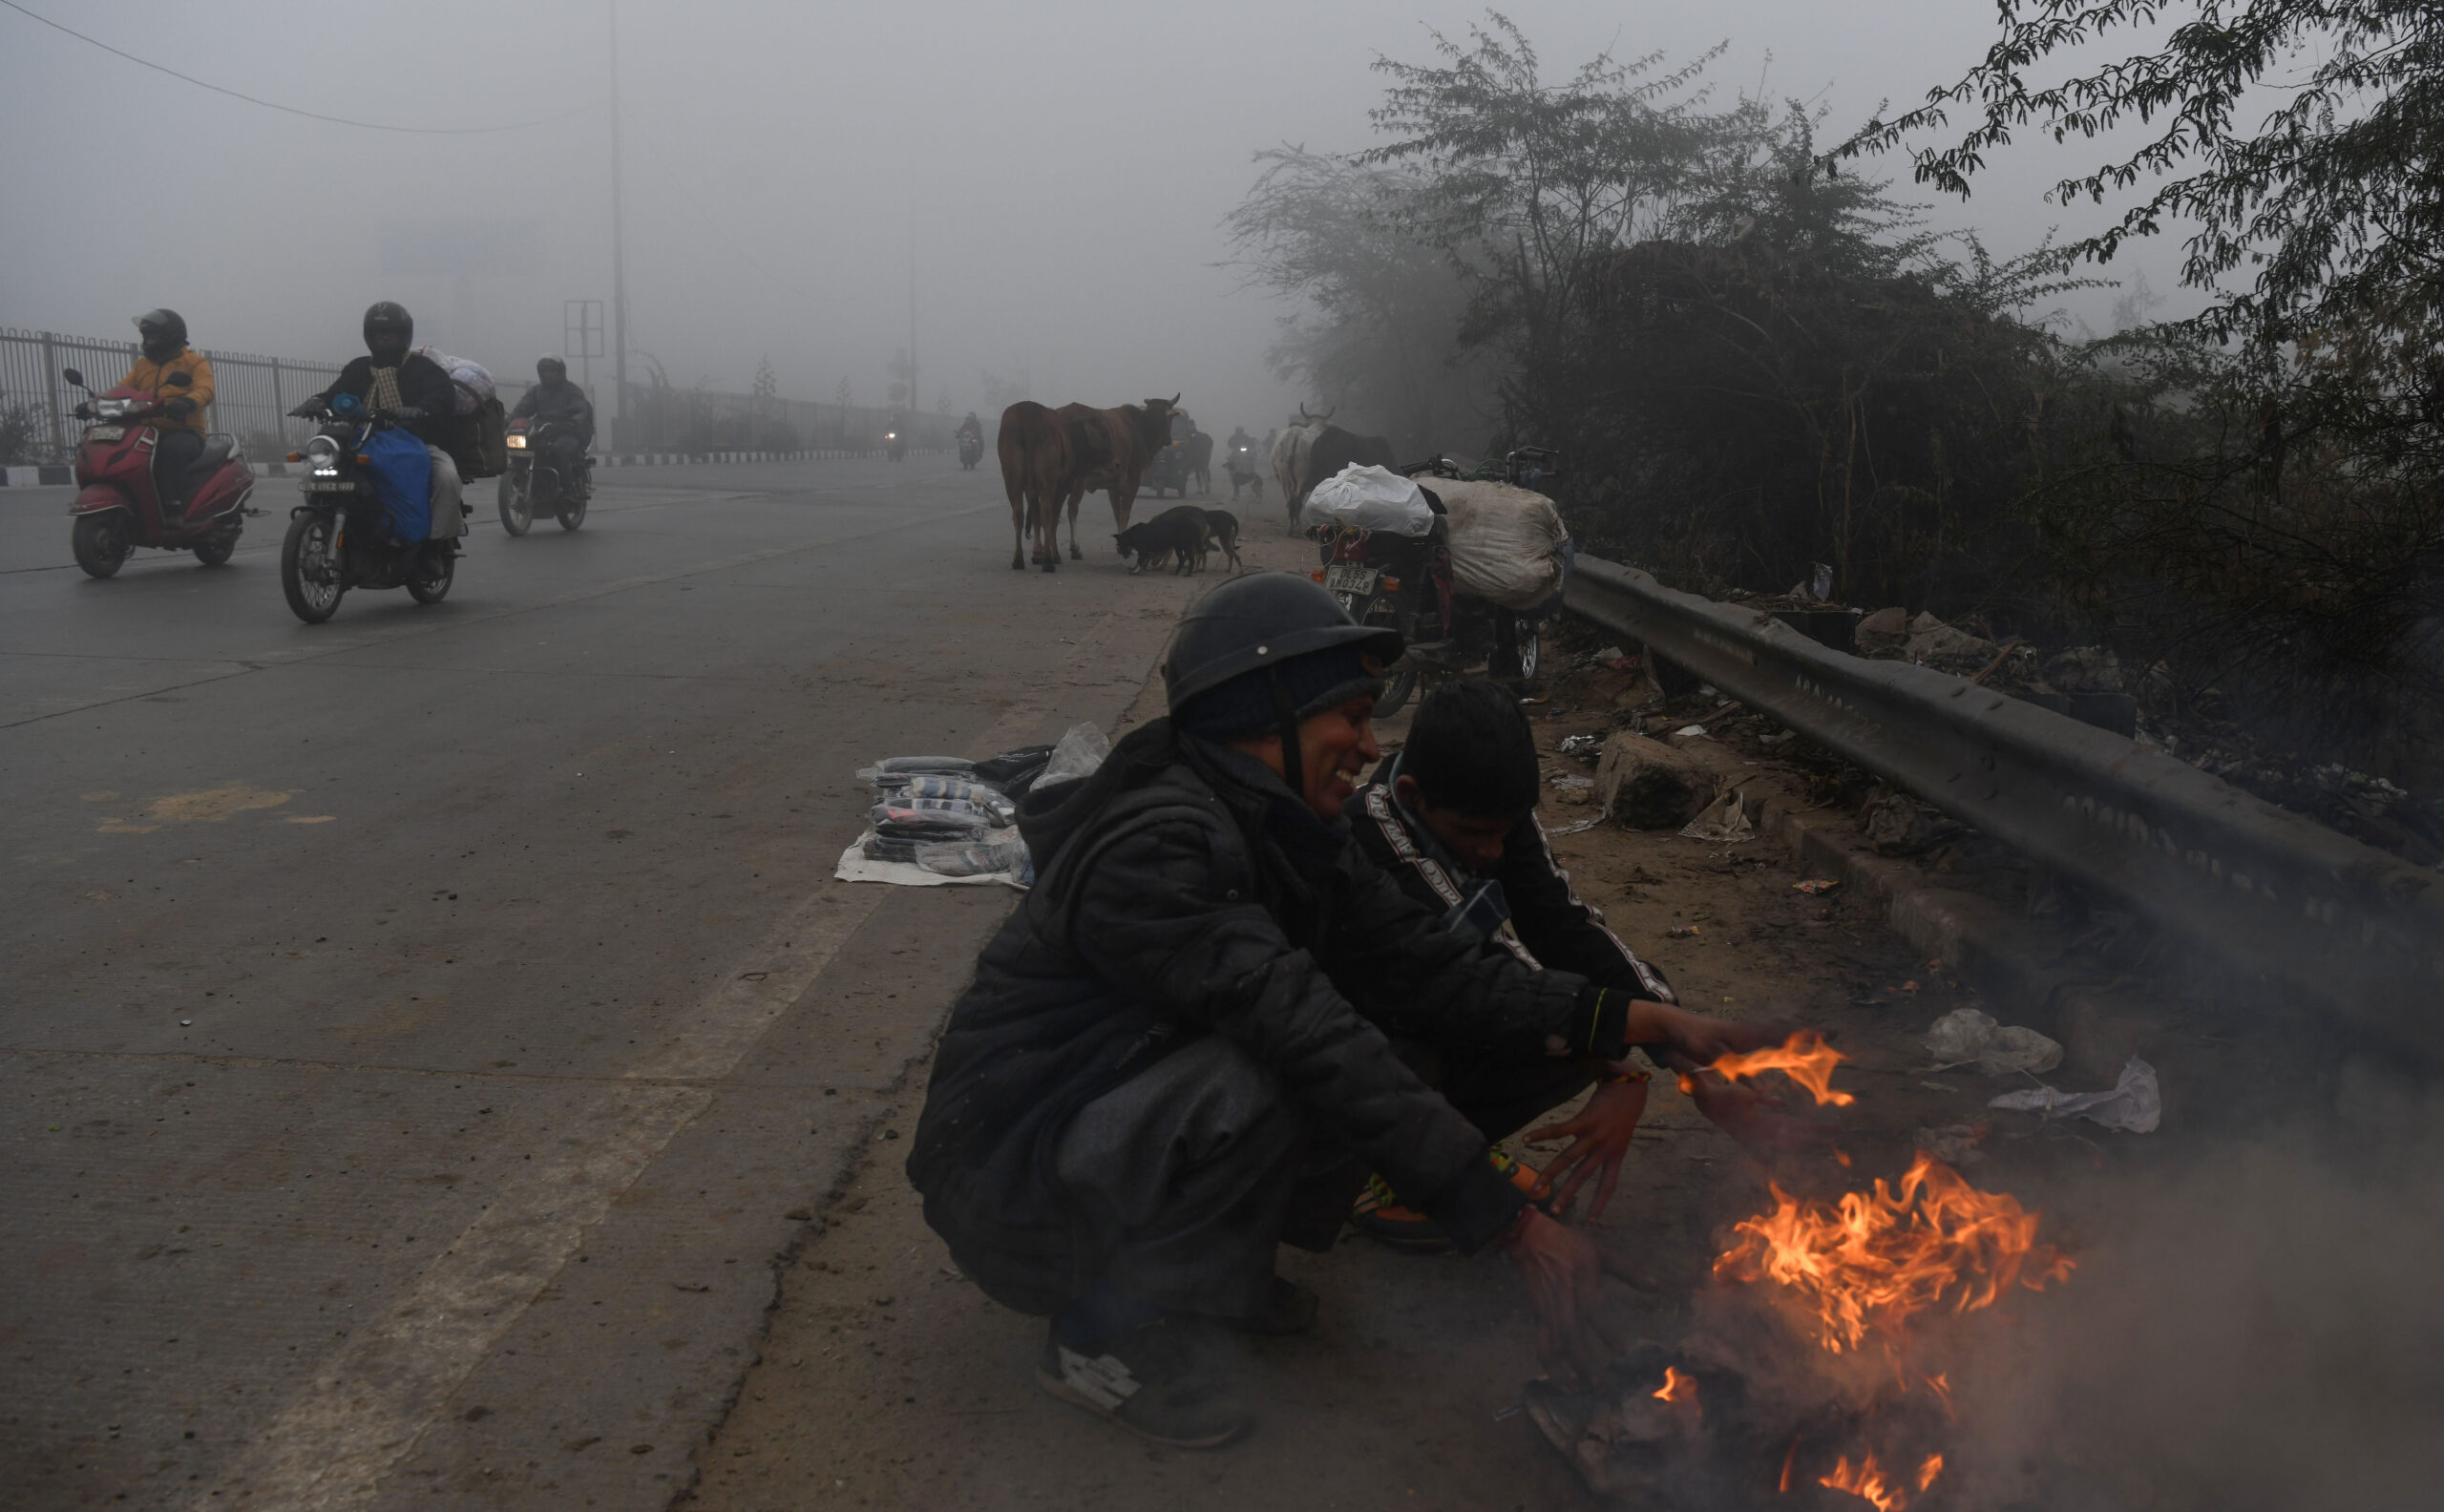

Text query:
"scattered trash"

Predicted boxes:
[[179, 1018, 193, 1027], [1677, 788, 1754, 843], [1557, 733, 1604, 760], [1989, 1057, 2161, 1132], [1591, 645, 1633, 671], [1900, 979, 1920, 994], [1666, 925, 1701, 939], [1037, 722, 1109, 788], [1673, 724, 1710, 740], [1925, 1008, 2062, 1076], [1549, 773, 1595, 805], [1913, 1124, 1988, 1166], [1792, 879, 1840, 896], [1548, 814, 1604, 835]]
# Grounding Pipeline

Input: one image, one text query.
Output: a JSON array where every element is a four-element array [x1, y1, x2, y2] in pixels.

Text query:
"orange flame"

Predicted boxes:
[[1652, 1365, 1698, 1404], [1817, 1451, 1946, 1509], [1708, 1029, 1855, 1106], [1715, 1152, 2074, 1354]]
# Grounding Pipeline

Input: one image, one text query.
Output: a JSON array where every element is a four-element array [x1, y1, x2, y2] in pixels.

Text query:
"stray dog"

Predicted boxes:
[[1199, 509, 1243, 573], [1113, 505, 1211, 575]]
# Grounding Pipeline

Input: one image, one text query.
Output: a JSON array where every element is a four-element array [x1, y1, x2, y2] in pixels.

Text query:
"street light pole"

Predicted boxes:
[[610, 0, 630, 450], [907, 223, 917, 426]]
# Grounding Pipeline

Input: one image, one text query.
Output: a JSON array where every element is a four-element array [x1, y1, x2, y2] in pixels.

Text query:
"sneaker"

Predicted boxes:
[[1350, 1151, 1544, 1250], [1036, 1318, 1252, 1449]]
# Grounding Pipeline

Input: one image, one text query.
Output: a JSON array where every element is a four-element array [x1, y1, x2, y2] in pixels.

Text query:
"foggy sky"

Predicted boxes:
[[0, 0, 2184, 434]]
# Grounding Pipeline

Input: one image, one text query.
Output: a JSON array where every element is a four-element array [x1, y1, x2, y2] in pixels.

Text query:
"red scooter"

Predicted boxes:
[[61, 366, 255, 579]]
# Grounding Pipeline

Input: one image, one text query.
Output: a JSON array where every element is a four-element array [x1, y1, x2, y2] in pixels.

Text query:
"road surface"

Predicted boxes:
[[1, 458, 1210, 1509]]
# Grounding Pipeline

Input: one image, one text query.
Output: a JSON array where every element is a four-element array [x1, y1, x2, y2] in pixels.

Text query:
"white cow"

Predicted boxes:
[[1269, 404, 1332, 529]]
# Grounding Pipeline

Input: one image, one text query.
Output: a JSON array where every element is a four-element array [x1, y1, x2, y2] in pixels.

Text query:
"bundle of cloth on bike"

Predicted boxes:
[[1304, 464, 1571, 611]]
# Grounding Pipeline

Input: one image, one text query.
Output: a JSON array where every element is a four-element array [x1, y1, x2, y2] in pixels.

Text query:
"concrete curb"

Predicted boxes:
[[2, 448, 952, 486]]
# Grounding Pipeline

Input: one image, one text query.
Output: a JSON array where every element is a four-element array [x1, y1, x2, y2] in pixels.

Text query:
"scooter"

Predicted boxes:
[[885, 428, 907, 463], [277, 392, 460, 623], [60, 367, 255, 579], [958, 431, 984, 469], [497, 416, 591, 536]]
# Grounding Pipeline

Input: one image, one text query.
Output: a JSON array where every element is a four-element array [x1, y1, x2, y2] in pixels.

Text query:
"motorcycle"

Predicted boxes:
[[277, 392, 461, 624], [958, 431, 984, 469], [59, 367, 254, 579], [885, 428, 907, 463], [1225, 438, 1266, 501], [1308, 448, 1562, 715], [496, 416, 591, 536]]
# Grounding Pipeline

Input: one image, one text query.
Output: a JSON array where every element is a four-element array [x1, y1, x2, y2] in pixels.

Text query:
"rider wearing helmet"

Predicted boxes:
[[120, 309, 215, 512], [295, 303, 465, 537], [956, 410, 983, 443], [906, 572, 1760, 1449], [508, 356, 595, 494]]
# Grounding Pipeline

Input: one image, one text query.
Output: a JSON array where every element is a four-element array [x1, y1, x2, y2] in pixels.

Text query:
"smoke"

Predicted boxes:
[[1948, 1060, 2444, 1510]]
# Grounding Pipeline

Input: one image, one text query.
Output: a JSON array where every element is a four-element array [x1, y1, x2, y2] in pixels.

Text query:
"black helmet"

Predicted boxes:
[[363, 301, 413, 346], [134, 308, 187, 355], [1166, 571, 1401, 711], [1168, 574, 1401, 801], [537, 355, 568, 382]]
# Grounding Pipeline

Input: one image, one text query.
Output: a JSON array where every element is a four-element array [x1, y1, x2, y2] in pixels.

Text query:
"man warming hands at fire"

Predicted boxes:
[[905, 577, 1773, 1449]]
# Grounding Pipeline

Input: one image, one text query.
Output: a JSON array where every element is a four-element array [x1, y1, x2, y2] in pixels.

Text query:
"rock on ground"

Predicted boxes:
[[1595, 732, 1717, 830]]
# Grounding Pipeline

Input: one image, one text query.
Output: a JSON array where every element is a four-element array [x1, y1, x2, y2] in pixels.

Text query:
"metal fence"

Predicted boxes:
[[1565, 554, 2444, 1054], [1, 325, 955, 465]]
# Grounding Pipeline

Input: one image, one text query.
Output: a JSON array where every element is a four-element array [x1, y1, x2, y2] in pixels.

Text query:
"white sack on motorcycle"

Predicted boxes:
[[1433, 479, 1570, 610], [1300, 464, 1436, 536]]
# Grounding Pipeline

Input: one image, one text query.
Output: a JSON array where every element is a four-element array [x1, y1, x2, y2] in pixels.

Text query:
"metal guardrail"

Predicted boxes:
[[1567, 555, 2444, 1052]]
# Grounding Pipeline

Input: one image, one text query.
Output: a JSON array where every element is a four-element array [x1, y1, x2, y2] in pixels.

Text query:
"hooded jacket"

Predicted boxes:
[[906, 718, 1612, 1313]]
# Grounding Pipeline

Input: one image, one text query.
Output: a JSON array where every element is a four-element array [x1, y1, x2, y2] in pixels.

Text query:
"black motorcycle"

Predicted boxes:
[[885, 427, 907, 463], [497, 415, 590, 536], [1310, 448, 1562, 715], [958, 431, 984, 469], [279, 393, 460, 623]]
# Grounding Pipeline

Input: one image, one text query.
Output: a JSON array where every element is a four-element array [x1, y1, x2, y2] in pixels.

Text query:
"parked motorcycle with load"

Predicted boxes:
[[59, 367, 255, 578], [496, 415, 590, 535], [277, 392, 461, 623], [1307, 448, 1570, 716]]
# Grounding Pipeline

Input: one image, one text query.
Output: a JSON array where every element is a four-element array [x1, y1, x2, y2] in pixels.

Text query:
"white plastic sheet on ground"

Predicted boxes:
[[1990, 1056, 2161, 1132], [1301, 465, 1435, 536], [834, 833, 1025, 889], [1432, 478, 1570, 609]]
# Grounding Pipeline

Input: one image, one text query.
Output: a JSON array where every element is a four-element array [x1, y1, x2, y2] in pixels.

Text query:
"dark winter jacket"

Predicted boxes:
[[906, 719, 1621, 1312], [511, 381, 596, 447], [318, 354, 455, 447], [1351, 754, 1676, 1005]]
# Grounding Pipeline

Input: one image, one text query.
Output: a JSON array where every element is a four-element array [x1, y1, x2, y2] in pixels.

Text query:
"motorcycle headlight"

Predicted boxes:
[[506, 434, 529, 449], [304, 436, 341, 474]]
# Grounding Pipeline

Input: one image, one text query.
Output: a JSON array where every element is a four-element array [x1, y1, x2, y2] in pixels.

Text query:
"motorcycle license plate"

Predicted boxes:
[[300, 478, 352, 493], [84, 426, 125, 441], [1324, 563, 1380, 595]]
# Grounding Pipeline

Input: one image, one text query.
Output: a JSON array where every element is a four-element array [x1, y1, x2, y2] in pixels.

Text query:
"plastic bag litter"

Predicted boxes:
[[1433, 478, 1571, 610], [1989, 1057, 2160, 1132], [1036, 723, 1109, 789], [1926, 1008, 2063, 1076], [1677, 787, 1754, 842], [917, 834, 1030, 880], [1301, 465, 1435, 536]]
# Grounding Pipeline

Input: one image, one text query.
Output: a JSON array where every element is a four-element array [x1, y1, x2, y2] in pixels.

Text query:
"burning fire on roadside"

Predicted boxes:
[[1527, 1032, 2078, 1508]]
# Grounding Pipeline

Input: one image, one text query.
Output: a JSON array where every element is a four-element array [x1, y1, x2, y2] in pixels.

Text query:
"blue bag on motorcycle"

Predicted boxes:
[[359, 428, 432, 540]]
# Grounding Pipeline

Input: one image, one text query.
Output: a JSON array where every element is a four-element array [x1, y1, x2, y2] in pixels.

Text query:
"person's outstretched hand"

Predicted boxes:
[[1526, 1074, 1650, 1221], [1503, 1208, 1612, 1384]]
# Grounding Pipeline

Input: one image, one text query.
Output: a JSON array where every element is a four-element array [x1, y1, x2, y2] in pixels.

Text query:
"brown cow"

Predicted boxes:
[[996, 395, 1180, 571]]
